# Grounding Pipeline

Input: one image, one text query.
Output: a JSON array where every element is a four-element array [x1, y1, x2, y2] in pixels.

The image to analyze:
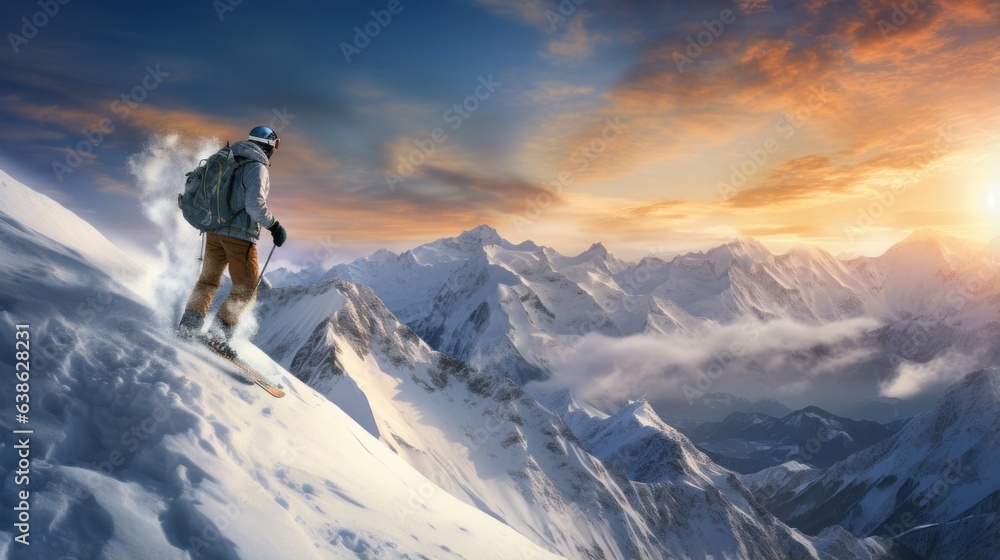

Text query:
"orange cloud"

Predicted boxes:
[[524, 0, 996, 187], [739, 223, 826, 238]]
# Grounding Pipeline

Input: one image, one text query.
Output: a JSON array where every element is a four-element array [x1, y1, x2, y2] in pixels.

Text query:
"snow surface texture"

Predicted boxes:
[[0, 170, 560, 559], [253, 275, 892, 559]]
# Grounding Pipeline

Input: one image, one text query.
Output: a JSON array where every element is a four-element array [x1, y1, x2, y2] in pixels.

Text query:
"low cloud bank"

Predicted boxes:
[[534, 317, 889, 411]]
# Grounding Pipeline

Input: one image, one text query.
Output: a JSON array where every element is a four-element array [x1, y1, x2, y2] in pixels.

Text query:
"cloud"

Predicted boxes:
[[545, 14, 607, 58], [521, 0, 999, 198], [522, 81, 595, 104], [471, 0, 553, 27], [879, 350, 983, 399], [583, 199, 692, 230], [739, 223, 825, 237], [532, 317, 881, 408]]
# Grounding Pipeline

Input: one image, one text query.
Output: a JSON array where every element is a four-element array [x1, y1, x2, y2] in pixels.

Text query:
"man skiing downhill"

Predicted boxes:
[[176, 125, 288, 359]]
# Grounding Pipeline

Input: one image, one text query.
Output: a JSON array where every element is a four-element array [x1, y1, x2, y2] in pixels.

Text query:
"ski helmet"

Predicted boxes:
[[248, 125, 279, 152]]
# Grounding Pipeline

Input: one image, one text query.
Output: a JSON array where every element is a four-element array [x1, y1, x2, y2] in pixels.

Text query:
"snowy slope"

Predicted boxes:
[[746, 368, 1000, 547], [0, 169, 144, 285], [253, 277, 893, 559], [0, 177, 560, 560]]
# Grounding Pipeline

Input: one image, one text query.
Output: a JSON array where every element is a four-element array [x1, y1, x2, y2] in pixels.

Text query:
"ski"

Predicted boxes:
[[208, 348, 286, 398], [176, 333, 286, 397]]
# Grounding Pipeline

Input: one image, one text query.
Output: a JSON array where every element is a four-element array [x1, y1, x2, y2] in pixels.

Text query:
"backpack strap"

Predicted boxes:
[[227, 157, 255, 218]]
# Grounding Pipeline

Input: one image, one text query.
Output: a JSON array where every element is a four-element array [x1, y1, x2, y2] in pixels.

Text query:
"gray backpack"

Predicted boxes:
[[177, 142, 250, 232]]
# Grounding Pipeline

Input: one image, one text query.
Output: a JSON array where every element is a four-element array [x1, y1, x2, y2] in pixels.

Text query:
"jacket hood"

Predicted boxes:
[[230, 140, 270, 166]]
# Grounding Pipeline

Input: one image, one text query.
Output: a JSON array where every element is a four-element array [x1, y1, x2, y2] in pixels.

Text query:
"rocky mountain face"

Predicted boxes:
[[742, 369, 1000, 558], [269, 226, 1000, 414], [254, 278, 891, 560], [257, 224, 1000, 559]]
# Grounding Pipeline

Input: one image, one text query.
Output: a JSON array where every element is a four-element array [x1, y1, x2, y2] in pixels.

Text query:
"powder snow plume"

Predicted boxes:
[[126, 133, 222, 329]]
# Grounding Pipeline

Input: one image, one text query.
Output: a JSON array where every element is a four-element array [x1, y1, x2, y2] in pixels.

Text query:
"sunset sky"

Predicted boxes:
[[1, 0, 998, 265]]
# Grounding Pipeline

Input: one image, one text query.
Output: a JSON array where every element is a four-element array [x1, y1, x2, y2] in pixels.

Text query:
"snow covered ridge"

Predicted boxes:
[[283, 224, 1000, 410], [0, 169, 145, 286], [0, 172, 561, 558], [743, 368, 1000, 559]]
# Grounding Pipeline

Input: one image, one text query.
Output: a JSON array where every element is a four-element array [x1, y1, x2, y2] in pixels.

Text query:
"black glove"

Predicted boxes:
[[267, 221, 287, 247]]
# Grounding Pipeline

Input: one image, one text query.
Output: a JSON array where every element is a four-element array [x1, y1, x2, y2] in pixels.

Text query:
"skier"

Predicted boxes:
[[176, 125, 288, 358]]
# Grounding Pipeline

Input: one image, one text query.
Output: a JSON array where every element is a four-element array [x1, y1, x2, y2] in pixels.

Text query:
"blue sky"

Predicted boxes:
[[2, 0, 998, 264]]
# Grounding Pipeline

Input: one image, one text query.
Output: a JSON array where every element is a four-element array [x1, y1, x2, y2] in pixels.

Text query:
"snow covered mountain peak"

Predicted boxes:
[[254, 263, 891, 559], [717, 235, 773, 258], [405, 224, 514, 265], [368, 247, 400, 262], [936, 366, 1000, 424], [616, 399, 665, 428], [882, 228, 972, 265], [783, 242, 840, 265], [682, 235, 774, 276], [455, 223, 507, 248]]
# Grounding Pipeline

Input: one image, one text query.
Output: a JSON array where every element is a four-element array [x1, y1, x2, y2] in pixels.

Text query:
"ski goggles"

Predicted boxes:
[[249, 135, 280, 150]]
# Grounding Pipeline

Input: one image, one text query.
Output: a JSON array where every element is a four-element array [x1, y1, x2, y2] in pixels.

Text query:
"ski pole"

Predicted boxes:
[[253, 243, 277, 297]]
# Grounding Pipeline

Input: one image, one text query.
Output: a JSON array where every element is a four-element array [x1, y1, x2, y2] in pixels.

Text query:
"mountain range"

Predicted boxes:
[[251, 276, 885, 558], [2, 167, 997, 558], [687, 406, 899, 473], [743, 368, 1000, 559], [269, 224, 1000, 416]]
